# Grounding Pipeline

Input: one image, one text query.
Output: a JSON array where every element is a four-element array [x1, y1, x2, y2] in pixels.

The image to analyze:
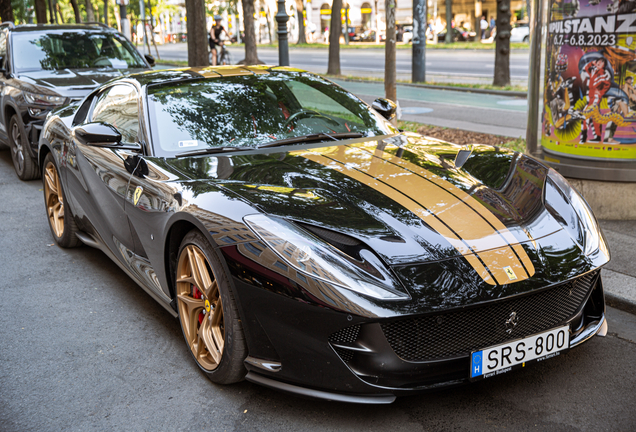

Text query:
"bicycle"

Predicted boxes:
[[210, 43, 232, 66]]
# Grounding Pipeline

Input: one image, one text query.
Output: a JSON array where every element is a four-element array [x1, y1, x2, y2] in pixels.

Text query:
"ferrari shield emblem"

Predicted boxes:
[[504, 266, 518, 281], [133, 186, 143, 206]]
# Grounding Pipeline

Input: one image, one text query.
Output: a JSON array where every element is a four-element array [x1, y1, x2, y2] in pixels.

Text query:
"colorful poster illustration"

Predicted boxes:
[[542, 1, 636, 160]]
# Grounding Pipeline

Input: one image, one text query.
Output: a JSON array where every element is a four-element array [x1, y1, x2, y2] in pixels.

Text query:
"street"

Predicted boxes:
[[330, 78, 528, 137], [151, 44, 530, 86], [1, 149, 636, 431]]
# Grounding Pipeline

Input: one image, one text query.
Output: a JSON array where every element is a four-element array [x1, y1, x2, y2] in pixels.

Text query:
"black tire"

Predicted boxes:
[[9, 114, 39, 180], [175, 230, 247, 384], [42, 152, 81, 248], [523, 35, 529, 43]]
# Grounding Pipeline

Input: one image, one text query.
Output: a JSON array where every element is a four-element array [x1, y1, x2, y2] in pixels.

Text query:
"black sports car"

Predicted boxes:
[[39, 66, 610, 403]]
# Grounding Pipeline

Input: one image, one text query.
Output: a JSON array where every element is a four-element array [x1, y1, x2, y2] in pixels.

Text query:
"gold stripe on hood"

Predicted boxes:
[[296, 150, 497, 285], [292, 143, 535, 286], [351, 142, 536, 279]]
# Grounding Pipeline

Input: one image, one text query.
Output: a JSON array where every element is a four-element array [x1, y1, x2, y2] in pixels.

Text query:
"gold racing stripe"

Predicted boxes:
[[294, 149, 497, 285], [353, 143, 535, 278], [349, 143, 535, 280], [294, 144, 534, 285]]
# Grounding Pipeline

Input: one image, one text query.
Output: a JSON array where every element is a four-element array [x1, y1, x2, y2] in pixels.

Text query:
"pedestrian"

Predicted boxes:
[[480, 16, 488, 40], [490, 16, 496, 31]]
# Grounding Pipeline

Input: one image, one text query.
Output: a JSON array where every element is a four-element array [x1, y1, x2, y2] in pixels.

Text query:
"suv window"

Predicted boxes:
[[92, 84, 139, 143], [12, 30, 146, 73]]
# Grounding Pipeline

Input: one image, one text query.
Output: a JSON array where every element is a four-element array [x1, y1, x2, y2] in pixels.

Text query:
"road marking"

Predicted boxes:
[[402, 107, 434, 114], [497, 100, 528, 106]]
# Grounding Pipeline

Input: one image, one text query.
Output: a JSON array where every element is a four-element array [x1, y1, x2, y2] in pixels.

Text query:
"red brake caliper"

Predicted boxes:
[[192, 285, 204, 324]]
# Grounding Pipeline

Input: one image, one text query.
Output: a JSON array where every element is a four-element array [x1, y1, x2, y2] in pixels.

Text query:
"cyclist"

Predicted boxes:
[[209, 15, 230, 66]]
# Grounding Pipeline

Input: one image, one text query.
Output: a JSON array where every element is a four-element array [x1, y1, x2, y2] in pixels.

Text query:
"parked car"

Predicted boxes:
[[0, 23, 152, 180], [402, 25, 413, 43], [358, 29, 385, 42], [437, 27, 477, 42], [511, 23, 530, 42], [346, 26, 358, 41], [39, 66, 609, 403]]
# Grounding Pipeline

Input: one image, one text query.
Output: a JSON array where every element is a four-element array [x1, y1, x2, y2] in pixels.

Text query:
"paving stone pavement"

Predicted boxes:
[[599, 220, 636, 314]]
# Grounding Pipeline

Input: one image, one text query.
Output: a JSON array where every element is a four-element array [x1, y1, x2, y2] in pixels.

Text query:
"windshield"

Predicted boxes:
[[12, 30, 146, 72], [147, 72, 394, 157]]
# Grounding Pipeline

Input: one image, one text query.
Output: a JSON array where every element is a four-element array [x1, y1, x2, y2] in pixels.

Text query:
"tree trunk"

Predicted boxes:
[[296, 0, 306, 44], [57, 2, 65, 22], [385, 0, 396, 102], [85, 0, 95, 22], [374, 0, 380, 43], [70, 0, 82, 22], [34, 0, 47, 23], [48, 0, 57, 23], [241, 0, 261, 64], [0, 0, 14, 23], [493, 0, 511, 86], [445, 0, 452, 44], [184, 0, 209, 66], [103, 0, 108, 25], [327, 0, 342, 75]]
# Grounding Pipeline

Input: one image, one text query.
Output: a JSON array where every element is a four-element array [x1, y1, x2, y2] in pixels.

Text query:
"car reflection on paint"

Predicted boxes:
[[38, 66, 610, 403]]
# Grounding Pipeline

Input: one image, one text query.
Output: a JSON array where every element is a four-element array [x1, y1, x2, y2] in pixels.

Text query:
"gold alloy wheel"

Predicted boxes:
[[176, 245, 225, 370], [44, 162, 64, 238]]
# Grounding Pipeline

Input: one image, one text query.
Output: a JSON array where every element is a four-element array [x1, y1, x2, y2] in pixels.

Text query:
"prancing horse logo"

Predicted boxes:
[[505, 312, 519, 334], [133, 186, 143, 206]]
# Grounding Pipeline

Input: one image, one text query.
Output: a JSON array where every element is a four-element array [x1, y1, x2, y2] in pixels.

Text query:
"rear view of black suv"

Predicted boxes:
[[0, 23, 152, 180]]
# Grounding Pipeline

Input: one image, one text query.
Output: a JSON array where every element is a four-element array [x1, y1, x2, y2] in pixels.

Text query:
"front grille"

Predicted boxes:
[[329, 325, 361, 364], [381, 271, 598, 362], [329, 325, 361, 344]]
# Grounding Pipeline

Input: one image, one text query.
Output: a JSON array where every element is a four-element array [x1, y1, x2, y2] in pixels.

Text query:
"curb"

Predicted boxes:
[[332, 77, 528, 98], [606, 293, 636, 316]]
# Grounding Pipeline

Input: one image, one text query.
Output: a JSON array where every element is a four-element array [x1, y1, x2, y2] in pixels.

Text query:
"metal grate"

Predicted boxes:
[[381, 272, 598, 362], [329, 325, 361, 344]]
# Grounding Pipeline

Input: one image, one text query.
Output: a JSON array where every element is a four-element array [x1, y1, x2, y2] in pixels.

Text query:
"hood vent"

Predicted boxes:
[[297, 223, 362, 247]]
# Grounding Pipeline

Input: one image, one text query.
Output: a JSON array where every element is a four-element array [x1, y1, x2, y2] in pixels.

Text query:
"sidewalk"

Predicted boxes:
[[599, 220, 636, 315]]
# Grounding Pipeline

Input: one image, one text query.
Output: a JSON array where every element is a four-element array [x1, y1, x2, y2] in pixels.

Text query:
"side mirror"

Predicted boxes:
[[144, 54, 155, 67], [74, 122, 121, 146], [372, 98, 397, 121], [74, 122, 142, 151]]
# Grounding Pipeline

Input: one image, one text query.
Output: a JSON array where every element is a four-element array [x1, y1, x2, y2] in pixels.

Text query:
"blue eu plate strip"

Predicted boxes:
[[471, 350, 483, 378]]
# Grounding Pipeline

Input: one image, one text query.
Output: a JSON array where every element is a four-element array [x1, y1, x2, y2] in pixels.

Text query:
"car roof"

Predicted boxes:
[[7, 23, 115, 33], [123, 65, 308, 87]]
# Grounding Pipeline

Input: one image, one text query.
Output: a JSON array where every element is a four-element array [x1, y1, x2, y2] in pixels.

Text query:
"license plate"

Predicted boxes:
[[470, 325, 569, 380]]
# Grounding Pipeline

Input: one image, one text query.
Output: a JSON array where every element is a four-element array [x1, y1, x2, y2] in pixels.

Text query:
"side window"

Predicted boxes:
[[91, 84, 139, 143], [73, 95, 95, 126]]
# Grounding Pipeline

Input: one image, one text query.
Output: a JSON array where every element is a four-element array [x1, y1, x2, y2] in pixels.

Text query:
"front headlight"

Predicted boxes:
[[24, 91, 66, 106], [244, 214, 410, 300], [543, 169, 600, 255]]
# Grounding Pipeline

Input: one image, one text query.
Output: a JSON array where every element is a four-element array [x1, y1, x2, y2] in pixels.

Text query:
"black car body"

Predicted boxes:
[[38, 67, 610, 403], [0, 23, 151, 180]]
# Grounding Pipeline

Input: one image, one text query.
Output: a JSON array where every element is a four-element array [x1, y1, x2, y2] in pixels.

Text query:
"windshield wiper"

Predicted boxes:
[[258, 132, 364, 149], [174, 146, 255, 158]]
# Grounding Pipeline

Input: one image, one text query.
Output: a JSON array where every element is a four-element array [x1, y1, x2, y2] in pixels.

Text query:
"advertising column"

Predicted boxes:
[[541, 0, 636, 176]]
